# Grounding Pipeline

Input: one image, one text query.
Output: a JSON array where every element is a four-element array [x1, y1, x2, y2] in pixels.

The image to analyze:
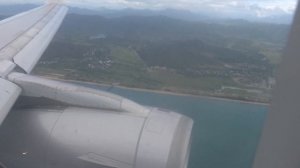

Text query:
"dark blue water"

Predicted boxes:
[[81, 83, 268, 168]]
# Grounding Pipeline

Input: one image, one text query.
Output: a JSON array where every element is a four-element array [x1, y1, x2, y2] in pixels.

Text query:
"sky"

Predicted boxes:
[[0, 0, 298, 17]]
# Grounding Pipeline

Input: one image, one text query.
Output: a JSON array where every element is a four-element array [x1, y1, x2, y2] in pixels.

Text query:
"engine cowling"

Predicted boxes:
[[0, 74, 193, 168], [0, 98, 193, 168]]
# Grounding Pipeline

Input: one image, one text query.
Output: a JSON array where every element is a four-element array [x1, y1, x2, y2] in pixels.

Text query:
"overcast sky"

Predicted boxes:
[[0, 0, 298, 17]]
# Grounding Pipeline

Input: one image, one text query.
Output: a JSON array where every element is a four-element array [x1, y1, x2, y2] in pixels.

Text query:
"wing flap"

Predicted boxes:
[[13, 5, 68, 73], [0, 3, 68, 73], [0, 5, 52, 50]]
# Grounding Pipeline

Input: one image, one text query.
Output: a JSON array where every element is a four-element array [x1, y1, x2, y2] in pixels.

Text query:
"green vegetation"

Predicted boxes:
[[33, 14, 289, 103]]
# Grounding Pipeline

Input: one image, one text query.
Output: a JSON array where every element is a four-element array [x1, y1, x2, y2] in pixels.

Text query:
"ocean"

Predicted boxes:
[[87, 84, 268, 168]]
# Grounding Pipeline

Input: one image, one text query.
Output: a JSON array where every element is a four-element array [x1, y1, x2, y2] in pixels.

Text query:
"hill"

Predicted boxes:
[[25, 14, 289, 102]]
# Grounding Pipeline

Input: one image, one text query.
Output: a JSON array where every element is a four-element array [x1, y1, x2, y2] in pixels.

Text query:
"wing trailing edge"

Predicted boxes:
[[0, 3, 68, 74], [13, 5, 68, 73]]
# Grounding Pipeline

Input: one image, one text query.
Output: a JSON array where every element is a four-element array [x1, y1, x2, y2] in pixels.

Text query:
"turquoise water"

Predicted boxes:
[[83, 83, 268, 168]]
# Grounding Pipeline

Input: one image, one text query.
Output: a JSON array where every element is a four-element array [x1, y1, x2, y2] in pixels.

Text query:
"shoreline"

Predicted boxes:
[[39, 75, 270, 106], [116, 85, 270, 106]]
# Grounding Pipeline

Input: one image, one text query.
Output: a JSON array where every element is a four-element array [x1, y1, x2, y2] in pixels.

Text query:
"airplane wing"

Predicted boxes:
[[0, 2, 68, 126], [0, 2, 68, 74], [0, 2, 193, 168]]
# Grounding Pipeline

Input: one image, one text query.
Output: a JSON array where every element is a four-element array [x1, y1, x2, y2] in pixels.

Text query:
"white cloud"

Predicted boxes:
[[0, 0, 297, 16]]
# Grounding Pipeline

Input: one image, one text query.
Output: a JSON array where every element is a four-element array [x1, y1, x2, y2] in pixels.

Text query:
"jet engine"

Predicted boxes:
[[0, 73, 193, 168]]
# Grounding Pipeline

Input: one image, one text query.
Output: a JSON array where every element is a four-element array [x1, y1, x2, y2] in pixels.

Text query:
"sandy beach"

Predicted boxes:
[[38, 74, 270, 106]]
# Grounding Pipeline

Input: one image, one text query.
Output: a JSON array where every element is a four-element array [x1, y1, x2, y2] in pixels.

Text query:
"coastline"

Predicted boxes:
[[38, 74, 270, 106], [116, 85, 270, 106]]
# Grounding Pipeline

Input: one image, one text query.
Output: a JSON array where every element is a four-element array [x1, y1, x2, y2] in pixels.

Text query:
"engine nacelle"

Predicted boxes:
[[0, 74, 193, 168], [0, 100, 193, 168]]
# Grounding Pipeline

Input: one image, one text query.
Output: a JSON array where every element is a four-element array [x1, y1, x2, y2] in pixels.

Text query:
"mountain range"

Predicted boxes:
[[0, 4, 293, 24], [0, 4, 291, 102]]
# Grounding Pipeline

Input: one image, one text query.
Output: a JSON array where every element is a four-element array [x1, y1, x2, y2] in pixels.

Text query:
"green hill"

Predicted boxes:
[[32, 14, 289, 102]]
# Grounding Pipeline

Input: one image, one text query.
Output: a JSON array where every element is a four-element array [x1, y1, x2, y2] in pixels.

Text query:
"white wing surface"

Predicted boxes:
[[0, 3, 68, 73], [0, 2, 68, 125], [0, 2, 194, 168]]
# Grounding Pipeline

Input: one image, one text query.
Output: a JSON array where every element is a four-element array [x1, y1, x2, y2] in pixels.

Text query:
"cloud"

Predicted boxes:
[[0, 0, 297, 16]]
